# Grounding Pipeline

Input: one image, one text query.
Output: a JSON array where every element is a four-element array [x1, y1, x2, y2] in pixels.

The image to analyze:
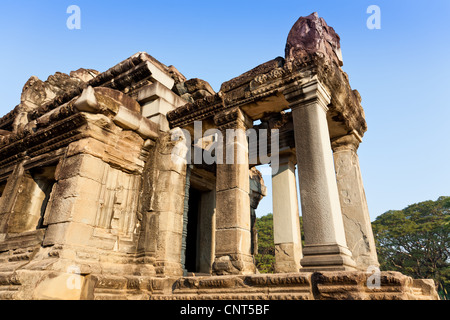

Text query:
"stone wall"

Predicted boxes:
[[0, 271, 432, 300], [0, 13, 440, 300]]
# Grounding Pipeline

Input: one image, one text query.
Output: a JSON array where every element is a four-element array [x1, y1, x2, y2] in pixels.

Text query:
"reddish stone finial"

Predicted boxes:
[[285, 12, 343, 66]]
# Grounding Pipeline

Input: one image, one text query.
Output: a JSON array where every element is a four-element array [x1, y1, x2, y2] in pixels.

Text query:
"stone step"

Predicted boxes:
[[0, 286, 19, 300]]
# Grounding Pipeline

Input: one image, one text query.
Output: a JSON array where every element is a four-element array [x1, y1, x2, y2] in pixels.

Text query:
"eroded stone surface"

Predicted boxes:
[[285, 12, 343, 66], [0, 13, 438, 300]]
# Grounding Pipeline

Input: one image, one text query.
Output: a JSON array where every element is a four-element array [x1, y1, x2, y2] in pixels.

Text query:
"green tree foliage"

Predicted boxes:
[[254, 213, 275, 273], [254, 213, 304, 274], [255, 197, 449, 298], [372, 196, 450, 299]]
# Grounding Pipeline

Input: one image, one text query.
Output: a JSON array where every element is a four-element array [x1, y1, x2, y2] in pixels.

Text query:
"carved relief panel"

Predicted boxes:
[[94, 165, 140, 236]]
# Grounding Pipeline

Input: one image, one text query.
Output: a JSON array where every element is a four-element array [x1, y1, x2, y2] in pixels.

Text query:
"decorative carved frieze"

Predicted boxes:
[[213, 107, 250, 130], [166, 93, 224, 129]]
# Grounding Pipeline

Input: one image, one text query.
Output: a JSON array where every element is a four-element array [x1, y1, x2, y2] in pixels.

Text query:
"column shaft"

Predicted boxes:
[[332, 133, 379, 270], [285, 80, 356, 271], [213, 108, 255, 275], [272, 152, 302, 272]]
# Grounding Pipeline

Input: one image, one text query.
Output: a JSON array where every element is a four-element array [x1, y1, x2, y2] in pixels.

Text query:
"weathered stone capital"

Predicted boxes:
[[283, 79, 331, 112], [331, 130, 362, 152], [214, 107, 252, 131]]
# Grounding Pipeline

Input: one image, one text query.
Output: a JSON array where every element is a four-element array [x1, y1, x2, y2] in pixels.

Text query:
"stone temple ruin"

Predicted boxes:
[[0, 13, 439, 299]]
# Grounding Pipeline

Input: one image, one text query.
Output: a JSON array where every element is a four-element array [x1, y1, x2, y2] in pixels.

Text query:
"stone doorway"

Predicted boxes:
[[184, 187, 199, 273], [183, 168, 216, 275]]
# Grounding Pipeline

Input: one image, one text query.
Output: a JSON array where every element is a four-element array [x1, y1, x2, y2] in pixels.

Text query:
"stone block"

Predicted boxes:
[[52, 176, 102, 202], [142, 98, 176, 118], [137, 82, 186, 107], [215, 228, 251, 256], [156, 230, 183, 262], [72, 198, 100, 226], [66, 138, 107, 160], [157, 211, 184, 234], [184, 78, 215, 95], [215, 188, 250, 229], [113, 106, 141, 131], [137, 117, 159, 139], [153, 191, 185, 214], [274, 243, 302, 273], [156, 170, 186, 196], [33, 272, 85, 300], [44, 196, 75, 225], [6, 175, 47, 233], [272, 159, 301, 246], [411, 279, 440, 300], [154, 260, 184, 277], [66, 137, 144, 175], [145, 61, 175, 90], [156, 153, 187, 175], [301, 243, 356, 272], [216, 164, 250, 192], [55, 154, 106, 183], [148, 114, 170, 132], [74, 86, 99, 113], [43, 221, 94, 246]]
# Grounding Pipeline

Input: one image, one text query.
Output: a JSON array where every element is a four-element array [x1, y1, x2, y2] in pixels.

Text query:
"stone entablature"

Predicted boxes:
[[0, 13, 438, 300]]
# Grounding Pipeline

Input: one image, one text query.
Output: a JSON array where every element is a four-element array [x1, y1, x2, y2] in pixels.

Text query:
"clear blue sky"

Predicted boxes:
[[0, 1, 449, 221]]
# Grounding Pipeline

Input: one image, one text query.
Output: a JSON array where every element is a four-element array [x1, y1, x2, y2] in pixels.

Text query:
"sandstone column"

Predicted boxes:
[[272, 152, 302, 273], [331, 132, 379, 270], [152, 131, 187, 276], [284, 79, 356, 271], [212, 108, 255, 275]]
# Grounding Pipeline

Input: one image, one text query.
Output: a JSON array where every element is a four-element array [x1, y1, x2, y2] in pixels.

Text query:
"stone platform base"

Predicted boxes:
[[0, 270, 439, 300]]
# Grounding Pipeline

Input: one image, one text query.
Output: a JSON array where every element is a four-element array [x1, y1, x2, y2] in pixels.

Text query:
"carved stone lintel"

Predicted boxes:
[[213, 107, 251, 131]]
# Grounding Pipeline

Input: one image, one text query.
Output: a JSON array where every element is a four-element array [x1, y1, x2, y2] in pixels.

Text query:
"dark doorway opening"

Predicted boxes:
[[185, 187, 201, 273]]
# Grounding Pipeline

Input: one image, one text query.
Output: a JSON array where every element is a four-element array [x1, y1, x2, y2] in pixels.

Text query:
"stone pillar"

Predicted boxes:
[[152, 131, 188, 276], [331, 132, 379, 270], [284, 79, 356, 271], [272, 152, 302, 273], [212, 108, 255, 275]]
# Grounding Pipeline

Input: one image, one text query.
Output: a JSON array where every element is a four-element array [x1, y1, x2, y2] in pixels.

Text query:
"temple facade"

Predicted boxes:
[[0, 13, 438, 300]]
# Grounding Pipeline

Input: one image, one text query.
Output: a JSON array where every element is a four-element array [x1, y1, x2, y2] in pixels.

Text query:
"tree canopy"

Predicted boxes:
[[255, 196, 449, 299], [372, 196, 450, 299]]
